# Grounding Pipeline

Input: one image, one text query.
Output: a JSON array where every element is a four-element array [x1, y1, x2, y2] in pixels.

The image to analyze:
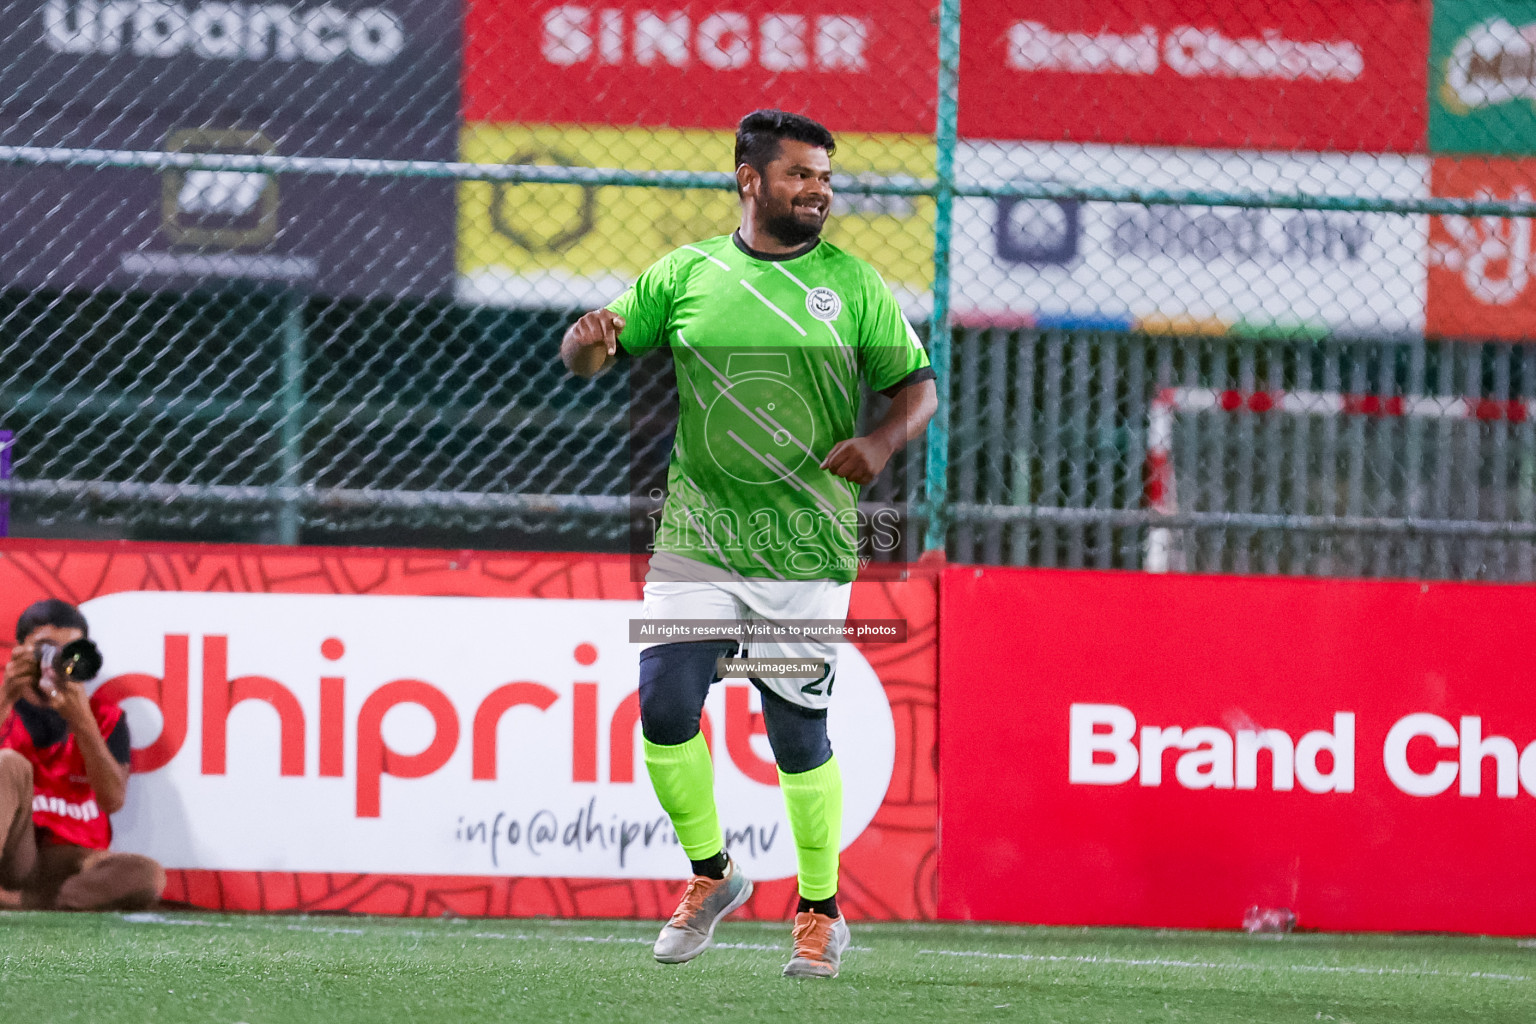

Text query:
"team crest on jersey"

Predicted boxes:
[[805, 287, 842, 322]]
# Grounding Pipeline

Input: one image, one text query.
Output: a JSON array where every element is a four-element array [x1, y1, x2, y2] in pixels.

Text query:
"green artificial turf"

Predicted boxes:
[[1, 910, 1532, 1023]]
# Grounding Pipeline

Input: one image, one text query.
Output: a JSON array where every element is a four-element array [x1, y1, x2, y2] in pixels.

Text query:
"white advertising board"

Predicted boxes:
[[954, 142, 1429, 336], [80, 591, 895, 880]]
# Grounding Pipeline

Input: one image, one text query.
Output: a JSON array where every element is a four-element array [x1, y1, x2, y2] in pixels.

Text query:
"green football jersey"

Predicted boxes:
[[609, 232, 934, 583]]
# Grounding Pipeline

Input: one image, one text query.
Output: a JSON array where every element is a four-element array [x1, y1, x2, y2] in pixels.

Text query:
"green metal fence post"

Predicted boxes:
[[277, 292, 306, 546], [923, 0, 960, 555]]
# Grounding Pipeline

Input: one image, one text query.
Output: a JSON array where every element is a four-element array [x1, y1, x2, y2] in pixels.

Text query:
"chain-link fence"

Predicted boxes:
[[2, 1, 1536, 581]]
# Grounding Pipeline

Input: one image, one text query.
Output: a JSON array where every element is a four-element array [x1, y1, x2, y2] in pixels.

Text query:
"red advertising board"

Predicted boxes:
[[939, 566, 1536, 935], [959, 0, 1429, 151], [0, 540, 937, 920], [462, 0, 936, 133], [1427, 157, 1536, 342]]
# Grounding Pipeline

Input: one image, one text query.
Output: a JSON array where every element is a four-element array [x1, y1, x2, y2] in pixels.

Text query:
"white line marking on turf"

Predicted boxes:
[[121, 912, 230, 927], [120, 914, 361, 937], [916, 949, 1529, 983], [118, 913, 874, 954]]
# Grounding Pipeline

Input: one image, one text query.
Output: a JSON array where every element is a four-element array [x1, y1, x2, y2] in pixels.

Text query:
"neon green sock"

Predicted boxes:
[[778, 755, 843, 901], [643, 733, 723, 861]]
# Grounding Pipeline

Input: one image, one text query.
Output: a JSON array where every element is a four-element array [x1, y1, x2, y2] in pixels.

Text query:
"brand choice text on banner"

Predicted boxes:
[[960, 0, 1427, 151]]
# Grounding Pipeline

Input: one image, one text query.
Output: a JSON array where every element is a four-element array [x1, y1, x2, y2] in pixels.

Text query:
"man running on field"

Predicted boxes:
[[560, 109, 936, 979]]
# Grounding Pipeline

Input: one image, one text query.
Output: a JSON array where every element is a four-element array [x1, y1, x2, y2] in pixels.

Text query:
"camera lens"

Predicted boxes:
[[55, 638, 103, 682]]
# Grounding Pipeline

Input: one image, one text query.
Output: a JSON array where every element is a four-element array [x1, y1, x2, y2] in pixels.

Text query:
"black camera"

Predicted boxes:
[[34, 638, 103, 693]]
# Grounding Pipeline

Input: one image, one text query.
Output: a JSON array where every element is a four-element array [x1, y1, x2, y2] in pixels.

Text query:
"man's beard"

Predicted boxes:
[[761, 206, 826, 247]]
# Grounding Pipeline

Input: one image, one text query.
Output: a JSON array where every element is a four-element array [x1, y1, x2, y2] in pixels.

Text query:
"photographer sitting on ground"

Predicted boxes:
[[0, 599, 164, 910]]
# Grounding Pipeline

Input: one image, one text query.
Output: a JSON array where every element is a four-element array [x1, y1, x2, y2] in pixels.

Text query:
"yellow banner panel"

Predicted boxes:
[[459, 124, 934, 311]]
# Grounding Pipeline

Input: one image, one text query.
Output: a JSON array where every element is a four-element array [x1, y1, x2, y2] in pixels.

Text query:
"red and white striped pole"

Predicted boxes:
[[1167, 387, 1532, 423], [1144, 389, 1178, 573], [1141, 388, 1533, 573]]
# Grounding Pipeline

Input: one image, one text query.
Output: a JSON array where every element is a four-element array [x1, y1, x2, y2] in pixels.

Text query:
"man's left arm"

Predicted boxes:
[[51, 684, 128, 814], [821, 271, 938, 485], [820, 378, 937, 485]]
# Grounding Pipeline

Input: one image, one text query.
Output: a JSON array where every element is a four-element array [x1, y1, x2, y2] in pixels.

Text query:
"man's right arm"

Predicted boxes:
[[562, 252, 676, 378], [560, 309, 627, 379], [0, 645, 39, 730]]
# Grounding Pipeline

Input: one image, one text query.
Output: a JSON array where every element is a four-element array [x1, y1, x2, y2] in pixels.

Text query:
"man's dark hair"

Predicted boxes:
[[16, 598, 88, 643], [734, 109, 835, 185]]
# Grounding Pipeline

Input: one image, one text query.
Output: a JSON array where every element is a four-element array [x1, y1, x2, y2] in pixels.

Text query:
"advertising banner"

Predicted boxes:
[[458, 124, 933, 312], [954, 142, 1429, 336], [959, 0, 1429, 151], [463, 0, 935, 134], [1427, 157, 1536, 340], [0, 114, 455, 298], [0, 541, 937, 919], [939, 566, 1536, 935], [0, 0, 459, 138], [1429, 0, 1536, 154], [0, 0, 459, 298]]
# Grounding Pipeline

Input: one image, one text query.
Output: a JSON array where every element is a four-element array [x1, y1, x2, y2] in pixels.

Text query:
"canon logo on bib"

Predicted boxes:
[[80, 591, 895, 879], [41, 0, 406, 64]]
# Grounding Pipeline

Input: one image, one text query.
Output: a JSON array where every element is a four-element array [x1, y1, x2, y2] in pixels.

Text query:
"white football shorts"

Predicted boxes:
[[640, 553, 853, 710]]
